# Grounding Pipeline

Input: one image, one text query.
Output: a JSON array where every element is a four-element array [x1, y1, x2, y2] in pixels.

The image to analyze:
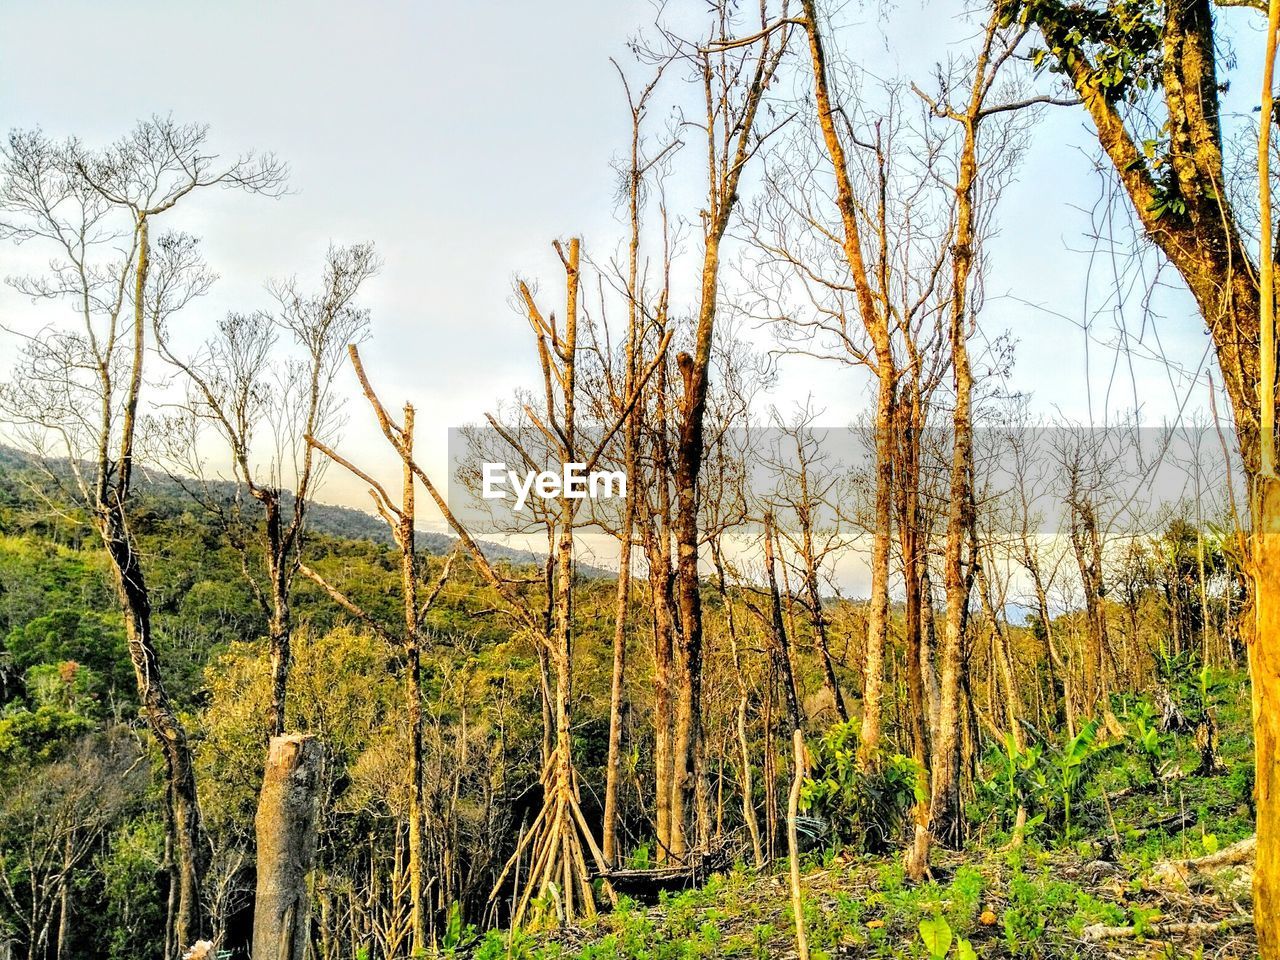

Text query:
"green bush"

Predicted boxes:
[[800, 721, 921, 853]]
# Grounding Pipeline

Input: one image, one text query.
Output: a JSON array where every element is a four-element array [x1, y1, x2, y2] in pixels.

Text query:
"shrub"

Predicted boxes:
[[799, 721, 921, 853]]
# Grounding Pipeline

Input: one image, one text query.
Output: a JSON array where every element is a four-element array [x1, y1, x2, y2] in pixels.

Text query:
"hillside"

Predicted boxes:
[[456, 683, 1259, 959], [0, 444, 558, 569]]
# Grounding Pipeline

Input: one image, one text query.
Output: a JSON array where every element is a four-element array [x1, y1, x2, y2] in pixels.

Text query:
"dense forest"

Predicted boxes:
[[1, 0, 1279, 958]]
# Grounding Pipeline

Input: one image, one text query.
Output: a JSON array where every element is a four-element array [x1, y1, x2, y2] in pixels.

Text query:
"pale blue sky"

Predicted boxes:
[[0, 0, 1263, 526]]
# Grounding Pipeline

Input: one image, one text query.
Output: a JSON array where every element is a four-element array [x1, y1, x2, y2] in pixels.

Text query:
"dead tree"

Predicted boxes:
[[302, 391, 458, 952], [0, 119, 285, 953], [480, 240, 670, 924], [767, 405, 851, 722], [662, 1, 790, 859], [158, 244, 378, 737], [908, 5, 1044, 866], [791, 0, 903, 770], [597, 55, 678, 865], [1006, 0, 1280, 942]]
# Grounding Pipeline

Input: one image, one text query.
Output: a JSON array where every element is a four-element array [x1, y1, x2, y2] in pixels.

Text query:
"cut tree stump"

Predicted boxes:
[[252, 735, 325, 960]]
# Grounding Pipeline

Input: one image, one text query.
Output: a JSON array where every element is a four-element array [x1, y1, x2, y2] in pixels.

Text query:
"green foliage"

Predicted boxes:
[[1002, 0, 1163, 102], [0, 704, 93, 766], [1050, 719, 1116, 838], [24, 661, 106, 715], [918, 915, 952, 959], [1127, 701, 1169, 780], [979, 718, 1116, 841], [441, 900, 478, 956], [916, 914, 980, 960], [800, 721, 921, 852], [98, 817, 165, 960], [979, 734, 1047, 836], [629, 842, 654, 870], [4, 608, 131, 696], [1154, 647, 1225, 728]]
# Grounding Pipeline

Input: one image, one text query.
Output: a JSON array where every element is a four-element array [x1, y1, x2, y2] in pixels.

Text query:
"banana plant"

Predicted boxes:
[[1129, 701, 1168, 780], [1047, 718, 1114, 838], [981, 732, 1048, 832]]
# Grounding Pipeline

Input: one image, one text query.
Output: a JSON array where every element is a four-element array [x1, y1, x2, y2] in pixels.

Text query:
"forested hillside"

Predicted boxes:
[[2, 0, 1279, 958], [0, 439, 1261, 958]]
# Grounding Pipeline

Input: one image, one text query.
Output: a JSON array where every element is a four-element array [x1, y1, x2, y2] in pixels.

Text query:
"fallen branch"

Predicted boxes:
[[1081, 915, 1253, 941], [1152, 835, 1256, 884]]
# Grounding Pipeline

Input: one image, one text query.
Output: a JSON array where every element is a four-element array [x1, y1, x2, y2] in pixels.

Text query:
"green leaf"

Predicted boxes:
[[1203, 833, 1219, 854], [919, 916, 953, 960], [956, 938, 978, 960]]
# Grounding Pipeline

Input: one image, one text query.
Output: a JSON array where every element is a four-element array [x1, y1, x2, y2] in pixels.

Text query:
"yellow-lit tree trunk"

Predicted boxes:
[[1253, 480, 1280, 956], [798, 0, 896, 770]]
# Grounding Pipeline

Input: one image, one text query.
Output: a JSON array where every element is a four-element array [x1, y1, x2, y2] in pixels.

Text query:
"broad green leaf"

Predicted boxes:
[[918, 916, 953, 959]]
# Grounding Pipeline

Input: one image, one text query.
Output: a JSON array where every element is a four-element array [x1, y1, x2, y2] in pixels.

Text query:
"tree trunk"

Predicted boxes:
[[55, 834, 70, 960], [712, 546, 764, 868], [644, 524, 677, 862], [920, 568, 942, 746], [930, 102, 981, 852], [265, 494, 291, 739], [253, 735, 325, 960], [603, 506, 633, 866], [895, 397, 930, 772], [101, 513, 206, 952], [400, 404, 428, 955], [1252, 477, 1280, 957], [858, 373, 895, 768], [765, 515, 804, 730], [797, 0, 895, 770], [786, 729, 810, 960], [640, 356, 679, 863]]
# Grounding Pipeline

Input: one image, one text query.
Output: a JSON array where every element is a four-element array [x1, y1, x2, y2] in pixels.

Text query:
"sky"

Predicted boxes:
[[0, 0, 1267, 583]]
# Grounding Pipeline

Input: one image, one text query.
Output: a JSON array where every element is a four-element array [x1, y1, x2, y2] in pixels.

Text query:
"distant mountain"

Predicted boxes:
[[0, 444, 601, 573]]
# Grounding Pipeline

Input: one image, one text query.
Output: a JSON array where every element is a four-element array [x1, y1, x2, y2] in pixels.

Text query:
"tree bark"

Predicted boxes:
[[399, 404, 428, 955], [253, 735, 325, 960], [1029, 2, 1280, 943], [712, 544, 764, 867], [798, 0, 896, 770], [1253, 478, 1280, 957], [265, 494, 291, 738]]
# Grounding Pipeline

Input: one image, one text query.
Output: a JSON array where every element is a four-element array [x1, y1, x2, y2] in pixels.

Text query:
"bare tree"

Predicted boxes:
[[596, 54, 678, 864], [0, 731, 145, 960], [1008, 0, 1280, 941], [765, 405, 851, 722], [158, 243, 378, 737], [0, 119, 286, 952], [908, 5, 1042, 868], [662, 0, 791, 859], [301, 379, 458, 953]]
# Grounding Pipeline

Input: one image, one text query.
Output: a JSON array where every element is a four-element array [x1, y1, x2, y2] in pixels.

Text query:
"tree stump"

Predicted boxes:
[[252, 735, 325, 960]]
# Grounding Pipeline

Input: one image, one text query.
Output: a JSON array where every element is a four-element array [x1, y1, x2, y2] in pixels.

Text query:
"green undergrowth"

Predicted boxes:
[[453, 674, 1257, 960], [462, 842, 1240, 959]]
